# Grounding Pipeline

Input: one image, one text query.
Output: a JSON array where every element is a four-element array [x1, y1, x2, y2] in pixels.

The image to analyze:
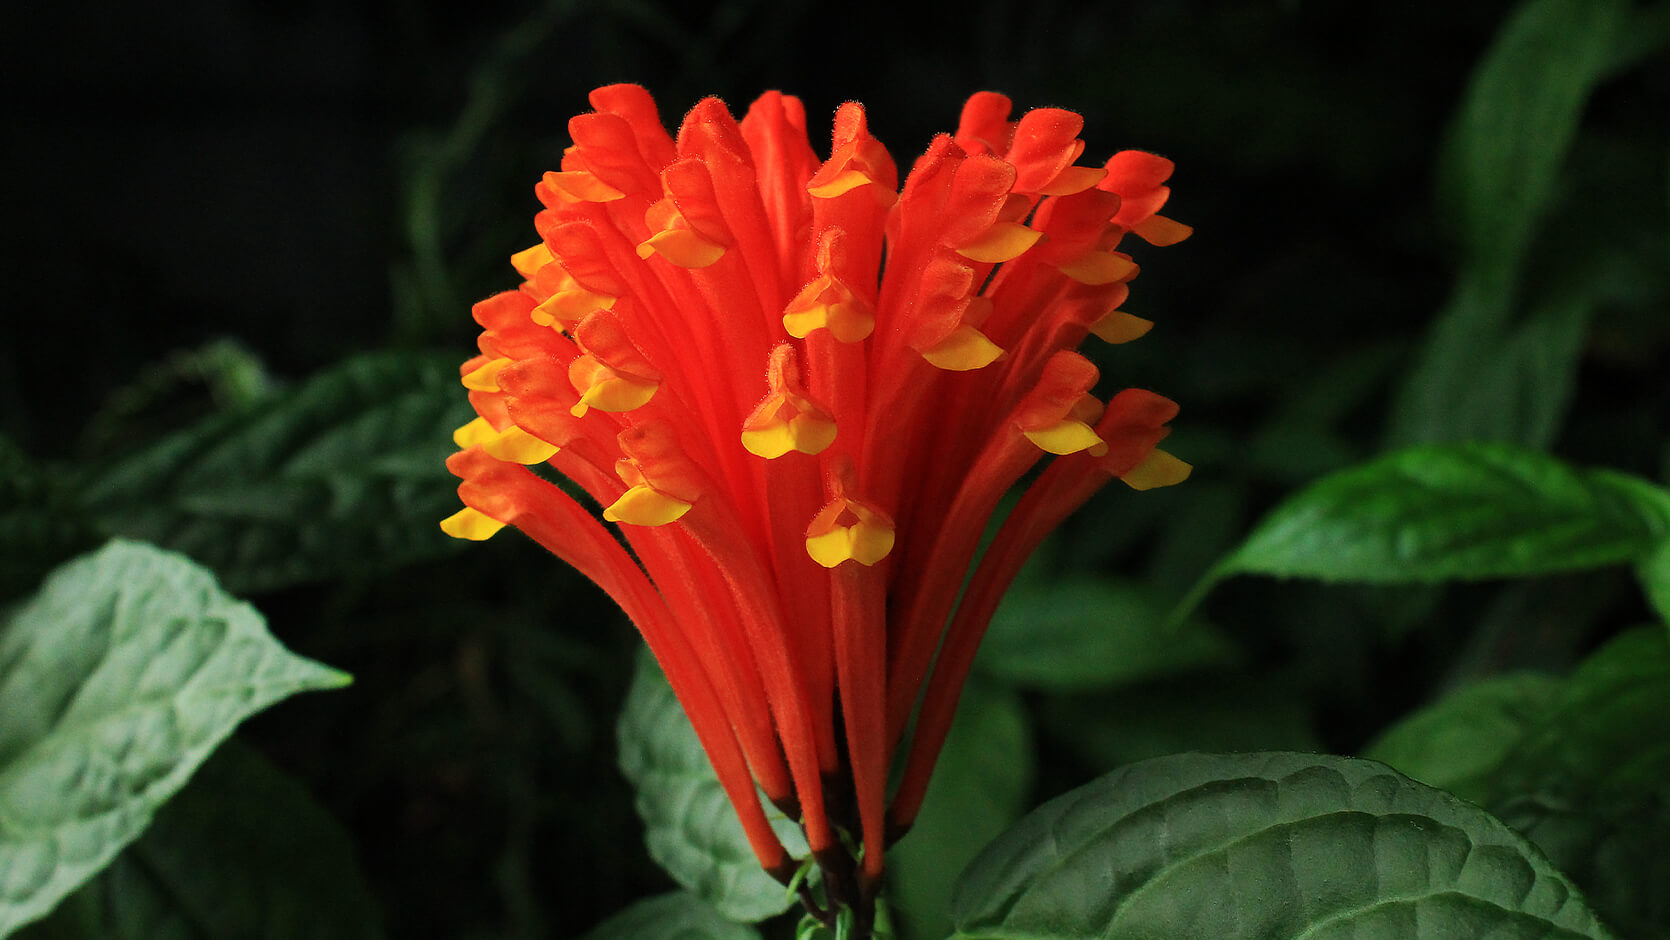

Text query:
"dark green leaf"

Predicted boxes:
[[1340, 630, 1670, 935], [1609, 0, 1670, 74], [0, 541, 349, 935], [1488, 630, 1670, 937], [1216, 442, 1670, 584], [1363, 673, 1564, 804], [1039, 675, 1321, 773], [77, 351, 474, 594], [950, 752, 1615, 939], [1439, 0, 1622, 282], [1638, 538, 1670, 628], [578, 892, 761, 940], [18, 740, 384, 939], [977, 578, 1234, 691], [616, 650, 803, 923], [0, 438, 100, 604], [887, 679, 1031, 940], [1389, 0, 1624, 446]]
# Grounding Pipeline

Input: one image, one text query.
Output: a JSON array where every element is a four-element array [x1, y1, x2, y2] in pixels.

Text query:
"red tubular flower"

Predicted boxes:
[[442, 84, 1190, 910]]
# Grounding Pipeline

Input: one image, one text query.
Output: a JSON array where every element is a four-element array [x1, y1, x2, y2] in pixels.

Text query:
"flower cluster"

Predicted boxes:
[[442, 84, 1188, 901]]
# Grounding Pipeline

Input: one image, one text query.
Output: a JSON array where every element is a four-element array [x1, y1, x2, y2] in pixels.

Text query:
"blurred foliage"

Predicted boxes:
[[2, 0, 1668, 937]]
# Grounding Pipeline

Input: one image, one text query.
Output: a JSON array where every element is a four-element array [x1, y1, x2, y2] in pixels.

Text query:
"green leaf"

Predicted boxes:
[[616, 650, 804, 923], [1638, 537, 1670, 629], [0, 438, 100, 604], [887, 679, 1031, 940], [1389, 0, 1624, 447], [1359, 630, 1670, 935], [578, 892, 761, 940], [77, 351, 475, 594], [1484, 629, 1670, 937], [1439, 0, 1622, 282], [1039, 675, 1321, 773], [0, 540, 349, 936], [18, 740, 384, 939], [977, 578, 1234, 691], [1363, 673, 1564, 804], [1214, 442, 1670, 585], [949, 752, 1615, 940]]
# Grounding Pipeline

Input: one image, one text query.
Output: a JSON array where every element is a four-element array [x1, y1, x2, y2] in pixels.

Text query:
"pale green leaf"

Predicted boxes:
[[17, 740, 384, 939], [0, 541, 349, 935], [616, 651, 804, 923]]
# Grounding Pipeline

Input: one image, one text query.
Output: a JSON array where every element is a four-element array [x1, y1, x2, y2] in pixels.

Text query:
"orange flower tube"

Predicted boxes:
[[441, 84, 1190, 925]]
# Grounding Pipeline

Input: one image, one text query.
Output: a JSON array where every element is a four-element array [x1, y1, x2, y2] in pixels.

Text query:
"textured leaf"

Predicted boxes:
[[950, 752, 1615, 940], [616, 651, 803, 923], [887, 679, 1031, 940], [978, 578, 1234, 691], [578, 891, 761, 940], [17, 740, 384, 940], [0, 541, 349, 935], [1359, 630, 1670, 935], [1363, 673, 1563, 804], [77, 351, 475, 594], [1485, 630, 1670, 937], [1217, 442, 1670, 584]]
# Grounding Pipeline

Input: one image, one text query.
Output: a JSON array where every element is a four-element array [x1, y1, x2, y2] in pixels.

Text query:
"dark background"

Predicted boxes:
[[4, 1, 1666, 937]]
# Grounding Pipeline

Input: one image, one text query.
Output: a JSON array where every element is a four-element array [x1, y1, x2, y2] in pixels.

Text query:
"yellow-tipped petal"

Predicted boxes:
[[532, 289, 616, 330], [441, 507, 507, 541], [781, 305, 823, 339], [921, 325, 1004, 371], [1022, 419, 1106, 456], [783, 297, 875, 343], [544, 171, 627, 203], [741, 425, 796, 460], [1090, 311, 1154, 344], [570, 375, 659, 417], [741, 414, 837, 459], [805, 529, 851, 568], [787, 414, 838, 455], [603, 484, 693, 526], [805, 521, 895, 568], [1038, 165, 1107, 196], [808, 168, 878, 200], [1132, 214, 1193, 246], [462, 357, 513, 392], [1057, 251, 1138, 285], [636, 229, 726, 268], [510, 244, 554, 279], [955, 221, 1043, 264], [453, 416, 498, 449], [1121, 448, 1193, 490], [483, 426, 560, 465]]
